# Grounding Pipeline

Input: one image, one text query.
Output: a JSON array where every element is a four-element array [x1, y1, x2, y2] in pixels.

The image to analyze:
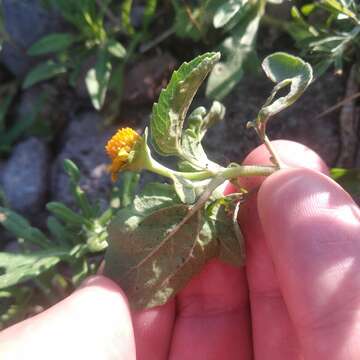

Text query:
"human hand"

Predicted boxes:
[[0, 140, 359, 360]]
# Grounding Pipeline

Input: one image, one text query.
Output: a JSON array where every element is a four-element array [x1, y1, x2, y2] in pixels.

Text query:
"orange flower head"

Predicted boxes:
[[105, 127, 141, 181]]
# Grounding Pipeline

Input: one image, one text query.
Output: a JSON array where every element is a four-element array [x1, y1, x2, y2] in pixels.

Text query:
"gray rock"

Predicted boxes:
[[1, 0, 64, 76], [1, 137, 50, 215], [51, 112, 116, 210]]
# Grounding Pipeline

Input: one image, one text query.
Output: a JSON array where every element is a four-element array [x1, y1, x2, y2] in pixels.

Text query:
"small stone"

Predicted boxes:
[[1, 0, 64, 76], [1, 137, 50, 216]]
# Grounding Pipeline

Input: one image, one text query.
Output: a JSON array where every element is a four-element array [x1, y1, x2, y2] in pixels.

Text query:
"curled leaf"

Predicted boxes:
[[256, 52, 313, 128]]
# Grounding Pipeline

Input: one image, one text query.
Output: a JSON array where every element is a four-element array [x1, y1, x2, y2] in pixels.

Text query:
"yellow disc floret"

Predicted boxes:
[[105, 127, 141, 181]]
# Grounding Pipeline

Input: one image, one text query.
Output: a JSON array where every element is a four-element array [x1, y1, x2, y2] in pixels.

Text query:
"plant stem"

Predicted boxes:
[[263, 135, 284, 168], [220, 164, 277, 179], [254, 125, 284, 169], [147, 157, 214, 181]]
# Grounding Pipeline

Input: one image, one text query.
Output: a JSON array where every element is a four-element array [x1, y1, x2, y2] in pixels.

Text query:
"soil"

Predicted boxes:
[[203, 71, 346, 167]]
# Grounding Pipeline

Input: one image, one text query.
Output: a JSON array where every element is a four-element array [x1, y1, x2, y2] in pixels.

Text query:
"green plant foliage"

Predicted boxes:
[[85, 49, 112, 110], [27, 33, 77, 56], [23, 61, 67, 89], [256, 52, 313, 127], [0, 160, 133, 328], [21, 0, 158, 115], [150, 52, 220, 157], [331, 168, 360, 198], [104, 52, 311, 309], [206, 0, 264, 99], [286, 0, 360, 76], [0, 84, 48, 155], [171, 0, 270, 100], [0, 251, 67, 289]]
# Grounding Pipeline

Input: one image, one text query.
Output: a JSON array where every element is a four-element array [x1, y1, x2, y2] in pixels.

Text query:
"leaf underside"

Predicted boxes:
[[104, 184, 245, 309]]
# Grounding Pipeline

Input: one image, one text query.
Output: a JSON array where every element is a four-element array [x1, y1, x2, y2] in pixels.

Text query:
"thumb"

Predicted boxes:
[[0, 276, 136, 360], [258, 168, 360, 359]]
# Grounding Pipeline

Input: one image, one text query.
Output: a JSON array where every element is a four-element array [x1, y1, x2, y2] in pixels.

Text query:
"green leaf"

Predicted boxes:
[[119, 172, 140, 208], [23, 61, 67, 88], [213, 0, 248, 28], [46, 202, 90, 227], [150, 52, 220, 156], [27, 33, 76, 56], [180, 101, 225, 170], [106, 39, 126, 59], [105, 204, 202, 309], [63, 159, 95, 219], [0, 207, 51, 248], [172, 1, 204, 41], [85, 50, 112, 110], [46, 216, 72, 247], [321, 0, 358, 21], [133, 183, 180, 215], [257, 52, 313, 126], [142, 0, 158, 29], [206, 3, 263, 100], [208, 199, 245, 266], [0, 251, 67, 289], [63, 159, 81, 182], [121, 0, 135, 35], [330, 168, 360, 197], [170, 174, 196, 204]]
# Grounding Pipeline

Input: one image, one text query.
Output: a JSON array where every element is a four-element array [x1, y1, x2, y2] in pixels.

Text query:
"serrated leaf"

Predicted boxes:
[[206, 3, 262, 100], [27, 33, 76, 56], [257, 52, 313, 126], [23, 61, 67, 89], [0, 251, 67, 289], [85, 50, 112, 110], [105, 205, 202, 308], [150, 52, 220, 156], [213, 0, 248, 28]]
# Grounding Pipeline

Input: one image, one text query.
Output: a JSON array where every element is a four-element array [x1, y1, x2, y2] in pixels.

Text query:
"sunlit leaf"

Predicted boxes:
[[0, 251, 67, 289], [85, 50, 112, 110], [150, 52, 220, 156], [213, 0, 248, 28]]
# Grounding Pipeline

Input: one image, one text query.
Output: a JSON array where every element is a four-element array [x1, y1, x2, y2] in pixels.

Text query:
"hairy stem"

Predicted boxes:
[[220, 164, 277, 179]]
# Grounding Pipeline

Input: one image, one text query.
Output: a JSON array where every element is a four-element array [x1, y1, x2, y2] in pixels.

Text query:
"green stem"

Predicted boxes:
[[220, 164, 277, 179], [148, 157, 276, 181], [147, 157, 215, 181]]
